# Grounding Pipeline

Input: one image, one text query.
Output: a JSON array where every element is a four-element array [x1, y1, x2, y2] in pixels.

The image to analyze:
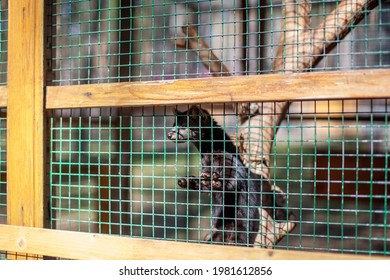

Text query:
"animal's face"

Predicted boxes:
[[167, 106, 211, 142]]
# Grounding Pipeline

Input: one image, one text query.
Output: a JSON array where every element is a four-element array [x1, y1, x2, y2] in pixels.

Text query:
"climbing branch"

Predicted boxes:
[[237, 0, 379, 246], [175, 25, 232, 77], [311, 0, 379, 67], [238, 0, 379, 180]]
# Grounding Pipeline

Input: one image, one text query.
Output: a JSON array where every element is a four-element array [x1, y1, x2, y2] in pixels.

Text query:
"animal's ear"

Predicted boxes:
[[193, 106, 210, 122], [172, 107, 184, 116], [200, 109, 209, 122], [188, 106, 200, 117]]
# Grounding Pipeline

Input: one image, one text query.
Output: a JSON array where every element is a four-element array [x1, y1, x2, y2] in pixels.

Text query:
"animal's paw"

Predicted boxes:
[[178, 176, 200, 190], [211, 172, 223, 190], [178, 178, 188, 188], [200, 172, 211, 190]]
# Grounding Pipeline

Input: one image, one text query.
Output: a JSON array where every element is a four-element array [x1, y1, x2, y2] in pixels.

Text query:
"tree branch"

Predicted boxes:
[[238, 0, 379, 179], [237, 0, 379, 246], [311, 0, 379, 68], [175, 25, 232, 77]]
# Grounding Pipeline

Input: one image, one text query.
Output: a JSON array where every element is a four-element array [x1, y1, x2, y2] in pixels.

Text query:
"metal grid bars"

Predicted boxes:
[[0, 0, 5, 225], [0, 1, 6, 85], [274, 99, 389, 254], [0, 111, 5, 225], [48, 101, 389, 255], [325, 1, 390, 71], [48, 1, 390, 85], [49, 108, 130, 234], [49, 106, 206, 241], [49, 0, 121, 85]]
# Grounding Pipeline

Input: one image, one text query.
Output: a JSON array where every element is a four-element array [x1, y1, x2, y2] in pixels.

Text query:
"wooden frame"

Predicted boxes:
[[0, 224, 384, 260], [7, 0, 46, 228], [1, 68, 389, 110], [5, 0, 46, 259], [0, 0, 389, 260], [45, 69, 390, 109]]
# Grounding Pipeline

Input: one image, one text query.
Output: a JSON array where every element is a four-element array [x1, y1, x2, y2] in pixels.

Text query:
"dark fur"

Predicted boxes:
[[167, 106, 262, 246]]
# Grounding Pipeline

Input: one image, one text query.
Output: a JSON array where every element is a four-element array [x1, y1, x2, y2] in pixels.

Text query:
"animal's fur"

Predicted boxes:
[[168, 106, 266, 246]]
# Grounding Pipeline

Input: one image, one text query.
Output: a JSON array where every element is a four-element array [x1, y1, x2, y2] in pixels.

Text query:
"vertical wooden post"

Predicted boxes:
[[7, 0, 46, 257]]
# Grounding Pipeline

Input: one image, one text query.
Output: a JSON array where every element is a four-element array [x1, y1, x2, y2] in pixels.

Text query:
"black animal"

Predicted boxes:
[[167, 105, 265, 246]]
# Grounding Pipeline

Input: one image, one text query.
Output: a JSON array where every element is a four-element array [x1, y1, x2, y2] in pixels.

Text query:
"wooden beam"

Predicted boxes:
[[46, 69, 390, 109], [0, 224, 386, 260], [7, 0, 46, 228], [0, 86, 6, 108], [1, 68, 389, 111]]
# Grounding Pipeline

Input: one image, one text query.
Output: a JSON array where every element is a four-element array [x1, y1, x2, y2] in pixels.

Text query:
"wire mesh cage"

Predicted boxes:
[[0, 0, 6, 260], [48, 100, 389, 254], [0, 1, 6, 85], [0, 0, 6, 228], [49, 0, 390, 85], [43, 0, 390, 256], [0, 111, 5, 226], [0, 0, 390, 259]]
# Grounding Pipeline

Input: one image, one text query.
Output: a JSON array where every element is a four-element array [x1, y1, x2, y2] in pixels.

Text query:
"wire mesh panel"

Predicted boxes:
[[49, 107, 205, 239], [259, 0, 390, 72], [48, 101, 389, 254], [0, 0, 6, 85], [49, 0, 121, 85], [0, 111, 7, 224], [274, 99, 389, 254], [48, 0, 390, 85], [49, 108, 128, 234], [0, 0, 6, 226], [48, 105, 266, 243], [46, 0, 390, 256], [0, 112, 6, 225]]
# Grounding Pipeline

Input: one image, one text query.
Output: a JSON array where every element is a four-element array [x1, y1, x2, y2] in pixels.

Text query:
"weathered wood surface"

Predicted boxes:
[[1, 69, 388, 110], [46, 69, 390, 109], [0, 225, 386, 260], [7, 0, 46, 259]]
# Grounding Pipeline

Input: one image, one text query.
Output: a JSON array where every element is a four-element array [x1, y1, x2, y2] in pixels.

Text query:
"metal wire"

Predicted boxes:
[[0, 0, 6, 227], [47, 100, 390, 254], [273, 99, 389, 254], [49, 0, 390, 85], [0, 111, 6, 225], [0, 1, 6, 85]]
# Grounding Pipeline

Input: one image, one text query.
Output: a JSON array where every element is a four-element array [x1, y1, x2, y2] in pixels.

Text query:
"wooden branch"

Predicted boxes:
[[237, 0, 379, 243], [242, 1, 312, 179], [274, 0, 379, 71], [273, 0, 311, 71], [175, 25, 232, 77], [243, 0, 380, 179], [0, 224, 385, 260], [311, 0, 379, 68]]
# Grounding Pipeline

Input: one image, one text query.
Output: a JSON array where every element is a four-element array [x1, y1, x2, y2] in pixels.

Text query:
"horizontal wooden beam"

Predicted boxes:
[[46, 69, 390, 109], [0, 225, 386, 260], [0, 69, 389, 110]]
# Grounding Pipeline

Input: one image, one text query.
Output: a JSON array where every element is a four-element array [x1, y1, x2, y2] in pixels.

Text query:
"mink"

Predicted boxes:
[[167, 105, 267, 246]]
